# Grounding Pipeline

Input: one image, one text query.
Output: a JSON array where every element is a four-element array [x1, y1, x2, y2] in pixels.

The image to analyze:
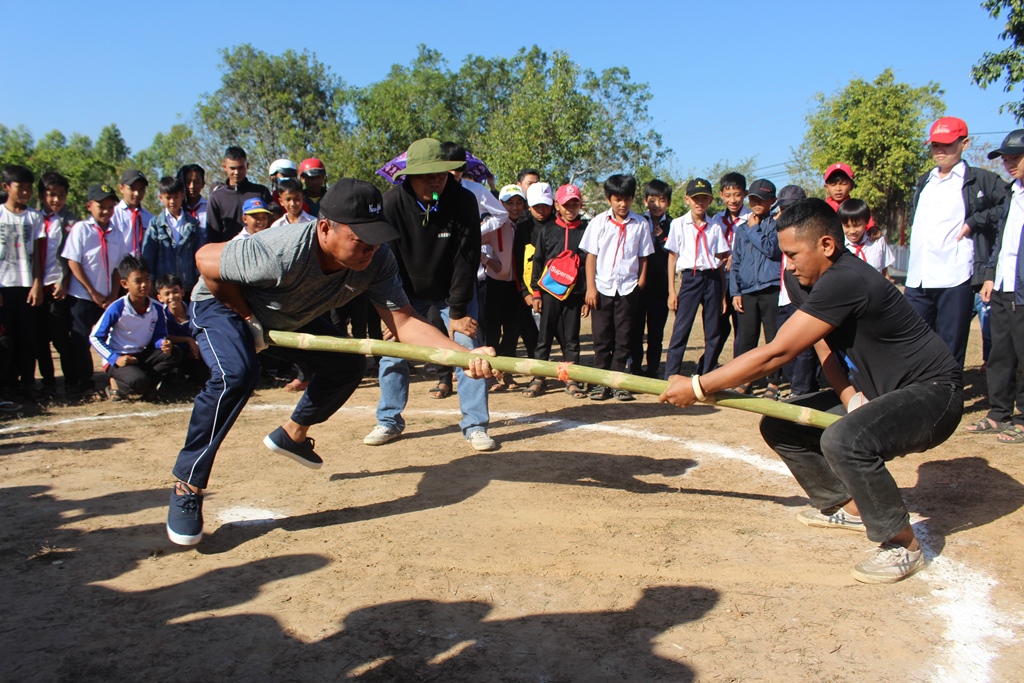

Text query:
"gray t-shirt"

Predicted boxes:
[[191, 220, 409, 330]]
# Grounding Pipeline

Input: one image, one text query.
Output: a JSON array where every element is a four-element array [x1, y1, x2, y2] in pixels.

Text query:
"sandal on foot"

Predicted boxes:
[[965, 418, 1007, 433], [613, 389, 635, 402], [105, 387, 126, 403], [428, 382, 452, 399], [523, 378, 545, 398], [763, 384, 781, 401], [488, 378, 504, 393], [565, 380, 588, 399], [997, 425, 1024, 444], [733, 384, 752, 395], [590, 385, 612, 401]]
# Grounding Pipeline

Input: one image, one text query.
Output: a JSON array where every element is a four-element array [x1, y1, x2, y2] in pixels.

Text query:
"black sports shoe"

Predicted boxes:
[[166, 485, 203, 546], [264, 426, 323, 469]]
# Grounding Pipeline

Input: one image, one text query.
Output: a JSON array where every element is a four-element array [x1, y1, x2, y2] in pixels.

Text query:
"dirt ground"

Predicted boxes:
[[2, 319, 1023, 682]]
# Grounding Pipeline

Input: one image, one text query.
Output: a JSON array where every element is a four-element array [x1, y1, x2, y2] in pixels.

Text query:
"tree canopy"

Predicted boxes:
[[972, 0, 1024, 123]]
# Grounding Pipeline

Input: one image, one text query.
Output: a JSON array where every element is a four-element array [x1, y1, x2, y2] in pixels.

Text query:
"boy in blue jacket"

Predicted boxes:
[[729, 179, 783, 396], [90, 255, 181, 400], [142, 176, 203, 296]]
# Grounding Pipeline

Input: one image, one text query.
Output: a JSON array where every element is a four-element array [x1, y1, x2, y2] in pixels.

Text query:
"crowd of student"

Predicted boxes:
[[0, 115, 1018, 442]]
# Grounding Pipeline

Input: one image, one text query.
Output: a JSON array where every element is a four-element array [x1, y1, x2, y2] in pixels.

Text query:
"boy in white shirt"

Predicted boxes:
[[111, 169, 153, 256], [581, 174, 655, 401], [177, 164, 208, 241], [62, 184, 126, 398], [270, 178, 315, 227], [663, 178, 730, 379], [838, 200, 894, 279], [0, 164, 44, 395], [905, 116, 1007, 369], [706, 172, 753, 367]]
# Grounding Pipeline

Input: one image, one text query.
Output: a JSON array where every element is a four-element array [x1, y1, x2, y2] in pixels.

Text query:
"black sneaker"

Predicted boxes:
[[264, 426, 323, 469], [166, 485, 203, 546]]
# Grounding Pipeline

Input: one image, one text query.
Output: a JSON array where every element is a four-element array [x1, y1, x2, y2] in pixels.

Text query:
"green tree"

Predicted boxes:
[[94, 124, 131, 166], [788, 69, 945, 239], [0, 125, 33, 166], [972, 0, 1024, 123]]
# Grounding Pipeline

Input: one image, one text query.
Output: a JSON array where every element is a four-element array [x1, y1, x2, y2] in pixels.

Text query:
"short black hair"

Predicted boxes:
[[2, 164, 34, 185], [117, 253, 148, 280], [224, 146, 247, 161], [604, 174, 637, 199], [776, 198, 845, 246], [38, 171, 69, 195], [155, 273, 184, 291], [441, 142, 468, 172], [177, 164, 205, 184], [837, 198, 871, 225], [643, 179, 672, 201], [720, 172, 747, 192], [277, 178, 303, 194], [157, 176, 184, 195], [517, 168, 540, 183]]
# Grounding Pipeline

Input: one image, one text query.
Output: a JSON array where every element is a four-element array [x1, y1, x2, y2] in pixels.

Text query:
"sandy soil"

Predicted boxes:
[[2, 320, 1023, 682]]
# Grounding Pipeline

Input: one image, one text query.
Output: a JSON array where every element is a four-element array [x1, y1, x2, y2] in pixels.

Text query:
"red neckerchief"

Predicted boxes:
[[130, 207, 144, 253], [849, 237, 868, 261], [187, 200, 200, 220], [609, 215, 628, 269], [721, 212, 739, 246], [692, 218, 711, 276]]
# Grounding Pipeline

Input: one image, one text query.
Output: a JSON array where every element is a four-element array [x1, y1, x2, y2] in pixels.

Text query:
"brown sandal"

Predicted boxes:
[[428, 382, 452, 399]]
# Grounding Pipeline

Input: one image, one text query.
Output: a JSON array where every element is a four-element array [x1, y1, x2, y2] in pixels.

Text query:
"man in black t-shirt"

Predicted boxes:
[[661, 198, 963, 584]]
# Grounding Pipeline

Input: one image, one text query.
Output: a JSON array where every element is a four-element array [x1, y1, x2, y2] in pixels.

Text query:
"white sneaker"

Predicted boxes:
[[797, 508, 866, 532], [363, 425, 401, 446], [466, 430, 496, 452], [850, 542, 925, 584]]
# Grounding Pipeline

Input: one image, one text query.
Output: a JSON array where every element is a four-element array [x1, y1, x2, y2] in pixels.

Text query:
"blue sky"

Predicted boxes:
[[1, 1, 1018, 186]]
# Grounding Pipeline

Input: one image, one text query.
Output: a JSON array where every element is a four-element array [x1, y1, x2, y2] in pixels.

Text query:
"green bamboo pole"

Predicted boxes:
[[266, 330, 839, 429]]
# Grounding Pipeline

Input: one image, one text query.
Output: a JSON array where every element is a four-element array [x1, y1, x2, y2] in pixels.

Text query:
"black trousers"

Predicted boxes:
[[67, 296, 104, 391], [34, 289, 74, 387], [663, 270, 722, 378], [106, 346, 183, 394], [735, 286, 781, 384], [903, 280, 974, 370], [591, 288, 640, 372], [776, 303, 818, 395], [759, 384, 962, 542], [628, 287, 670, 376], [0, 287, 36, 389], [484, 278, 523, 357], [535, 293, 582, 363], [986, 290, 1024, 425]]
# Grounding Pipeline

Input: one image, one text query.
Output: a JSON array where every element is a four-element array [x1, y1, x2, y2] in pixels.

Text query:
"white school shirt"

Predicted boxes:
[[778, 256, 792, 306], [162, 210, 188, 244], [579, 209, 655, 296], [186, 197, 208, 232], [41, 212, 67, 285], [62, 218, 126, 300], [111, 200, 153, 256], [0, 205, 44, 287], [665, 211, 728, 272], [462, 178, 508, 236], [906, 162, 971, 288], [995, 180, 1024, 291], [845, 234, 895, 274], [709, 206, 751, 265], [270, 211, 315, 228]]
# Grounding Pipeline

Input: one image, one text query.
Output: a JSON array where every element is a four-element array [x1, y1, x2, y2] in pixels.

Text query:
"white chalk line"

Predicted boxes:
[[3, 403, 1018, 680]]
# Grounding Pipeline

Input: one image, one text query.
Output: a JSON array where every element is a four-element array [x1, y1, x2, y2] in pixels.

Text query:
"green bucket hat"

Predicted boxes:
[[396, 138, 464, 178]]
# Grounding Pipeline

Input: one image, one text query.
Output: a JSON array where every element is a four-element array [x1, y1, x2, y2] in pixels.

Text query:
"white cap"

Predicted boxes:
[[526, 182, 553, 206], [268, 158, 297, 176], [498, 184, 525, 202]]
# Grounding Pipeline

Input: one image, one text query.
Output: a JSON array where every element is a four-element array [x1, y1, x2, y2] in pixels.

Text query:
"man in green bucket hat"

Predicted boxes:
[[364, 138, 497, 452]]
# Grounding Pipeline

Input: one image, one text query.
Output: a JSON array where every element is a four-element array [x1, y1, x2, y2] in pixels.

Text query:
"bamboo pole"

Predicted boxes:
[[266, 330, 840, 429]]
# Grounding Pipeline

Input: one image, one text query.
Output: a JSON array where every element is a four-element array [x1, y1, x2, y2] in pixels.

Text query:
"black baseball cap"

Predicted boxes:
[[685, 177, 714, 197], [87, 183, 118, 202], [988, 129, 1024, 159], [119, 169, 148, 186], [747, 179, 777, 199], [319, 178, 400, 245], [776, 185, 807, 208]]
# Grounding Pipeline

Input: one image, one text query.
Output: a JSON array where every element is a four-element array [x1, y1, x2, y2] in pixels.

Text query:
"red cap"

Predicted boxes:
[[823, 163, 854, 183], [299, 158, 326, 176], [555, 184, 582, 205], [928, 117, 968, 145]]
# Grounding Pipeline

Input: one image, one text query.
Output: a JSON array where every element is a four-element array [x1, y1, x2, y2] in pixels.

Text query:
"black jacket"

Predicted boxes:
[[530, 217, 589, 299], [383, 176, 481, 320], [983, 180, 1024, 302], [206, 178, 273, 242], [910, 161, 1008, 287], [643, 212, 671, 299]]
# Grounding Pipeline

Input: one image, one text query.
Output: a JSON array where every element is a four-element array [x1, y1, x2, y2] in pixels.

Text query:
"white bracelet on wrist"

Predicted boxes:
[[691, 374, 707, 401]]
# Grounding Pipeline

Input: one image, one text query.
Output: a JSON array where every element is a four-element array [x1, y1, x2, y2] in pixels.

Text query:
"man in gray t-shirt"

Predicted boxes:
[[167, 178, 498, 547]]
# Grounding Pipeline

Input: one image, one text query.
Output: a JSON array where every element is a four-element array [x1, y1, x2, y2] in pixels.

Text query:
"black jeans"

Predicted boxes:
[[535, 293, 582, 363], [903, 280, 973, 370], [735, 286, 781, 384], [107, 346, 183, 394], [776, 303, 818, 395], [759, 384, 963, 542], [628, 287, 670, 376], [484, 278, 524, 357], [0, 287, 36, 389], [591, 289, 640, 372], [986, 290, 1024, 425], [664, 269, 723, 378]]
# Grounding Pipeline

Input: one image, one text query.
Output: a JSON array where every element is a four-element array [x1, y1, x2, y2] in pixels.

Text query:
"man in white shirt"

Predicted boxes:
[[976, 130, 1024, 441], [904, 117, 1007, 369]]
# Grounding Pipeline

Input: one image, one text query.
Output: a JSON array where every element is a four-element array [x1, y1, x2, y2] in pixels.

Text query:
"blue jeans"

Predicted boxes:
[[376, 297, 489, 437]]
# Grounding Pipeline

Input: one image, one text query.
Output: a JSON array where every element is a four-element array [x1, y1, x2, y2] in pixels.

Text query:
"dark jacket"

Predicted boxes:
[[141, 211, 204, 295], [910, 161, 1008, 287], [383, 176, 482, 320], [512, 215, 536, 296], [729, 214, 782, 297], [206, 178, 273, 242], [643, 212, 671, 299], [983, 180, 1024, 303], [530, 217, 589, 300]]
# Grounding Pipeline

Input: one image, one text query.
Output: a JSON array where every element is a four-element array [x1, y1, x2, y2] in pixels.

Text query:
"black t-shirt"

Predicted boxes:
[[785, 252, 961, 398]]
